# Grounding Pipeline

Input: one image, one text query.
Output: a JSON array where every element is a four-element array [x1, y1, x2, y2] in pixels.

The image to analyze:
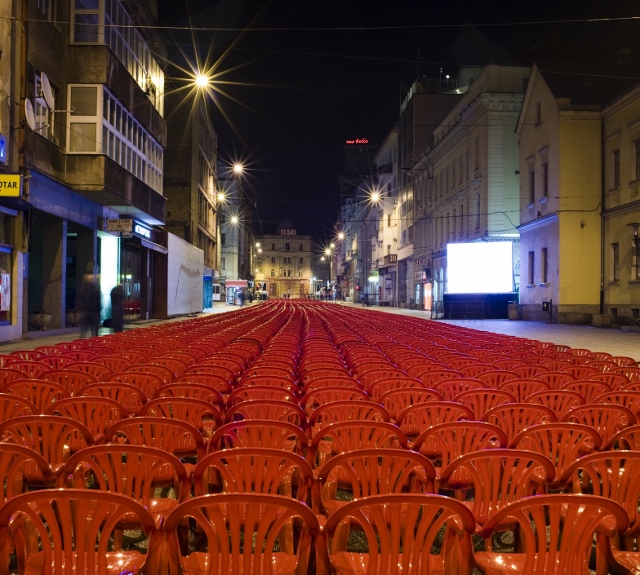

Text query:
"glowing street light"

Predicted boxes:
[[370, 191, 381, 203], [233, 163, 244, 175], [195, 73, 210, 88], [230, 215, 239, 224], [217, 192, 226, 202], [338, 232, 345, 241]]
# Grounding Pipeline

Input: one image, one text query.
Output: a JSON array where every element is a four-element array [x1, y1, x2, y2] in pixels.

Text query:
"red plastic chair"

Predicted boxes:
[[309, 421, 408, 470], [588, 360, 620, 373], [483, 403, 557, 446], [62, 350, 99, 362], [0, 489, 159, 575], [458, 364, 496, 378], [316, 449, 437, 517], [412, 422, 508, 487], [2, 380, 70, 413], [539, 359, 574, 372], [525, 389, 585, 419], [321, 493, 475, 575], [164, 493, 319, 575], [0, 444, 52, 502], [5, 360, 50, 379], [0, 392, 38, 418], [560, 379, 611, 403], [140, 397, 222, 435], [236, 374, 299, 393], [228, 385, 299, 406], [534, 371, 576, 389], [299, 367, 352, 385], [301, 376, 362, 394], [595, 390, 640, 423], [152, 383, 225, 410], [65, 361, 114, 382], [498, 378, 550, 402], [41, 368, 98, 395], [38, 355, 76, 370], [614, 366, 640, 383], [414, 368, 464, 387], [511, 423, 602, 487], [473, 494, 628, 575], [104, 416, 207, 462], [111, 350, 149, 364], [173, 372, 234, 395], [110, 371, 165, 397], [476, 370, 519, 387], [587, 372, 630, 390], [193, 447, 314, 503], [33, 345, 66, 356], [92, 354, 133, 373], [209, 420, 308, 455], [80, 382, 147, 415], [0, 415, 93, 485], [308, 400, 390, 436], [379, 388, 443, 420], [60, 444, 190, 526], [562, 365, 599, 379], [453, 389, 516, 419], [45, 396, 128, 443], [396, 401, 474, 444], [358, 369, 408, 389], [365, 376, 425, 402], [301, 387, 369, 417], [434, 378, 488, 401], [562, 403, 634, 447], [124, 363, 174, 384], [439, 449, 556, 534], [224, 399, 306, 428]]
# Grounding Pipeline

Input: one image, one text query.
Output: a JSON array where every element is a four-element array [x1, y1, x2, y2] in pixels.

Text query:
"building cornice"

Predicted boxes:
[[518, 213, 560, 233], [603, 198, 640, 219]]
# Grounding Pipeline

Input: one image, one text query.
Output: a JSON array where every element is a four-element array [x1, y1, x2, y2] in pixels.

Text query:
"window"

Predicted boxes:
[[459, 205, 464, 238], [387, 244, 391, 255], [285, 243, 290, 251], [528, 169, 535, 204], [387, 213, 391, 227], [466, 150, 470, 180], [299, 244, 303, 251], [528, 251, 535, 285], [474, 138, 480, 170], [634, 240, 640, 281], [542, 163, 548, 197], [635, 141, 640, 181], [37, 0, 56, 20], [271, 257, 275, 264], [71, 0, 165, 115], [613, 149, 620, 188], [541, 248, 548, 283], [612, 242, 620, 281], [299, 257, 303, 264], [271, 243, 275, 250], [34, 74, 56, 143], [458, 157, 463, 185], [270, 269, 275, 277], [475, 192, 481, 230], [0, 247, 13, 323]]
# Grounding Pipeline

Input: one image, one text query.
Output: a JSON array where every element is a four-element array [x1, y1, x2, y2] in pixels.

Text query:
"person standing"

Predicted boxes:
[[110, 285, 124, 333], [78, 271, 101, 337]]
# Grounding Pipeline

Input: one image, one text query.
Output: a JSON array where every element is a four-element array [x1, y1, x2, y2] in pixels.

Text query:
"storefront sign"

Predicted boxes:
[[107, 219, 133, 232], [345, 138, 369, 144], [133, 221, 151, 239], [0, 135, 6, 165], [0, 174, 21, 197], [279, 228, 297, 236], [416, 257, 431, 266]]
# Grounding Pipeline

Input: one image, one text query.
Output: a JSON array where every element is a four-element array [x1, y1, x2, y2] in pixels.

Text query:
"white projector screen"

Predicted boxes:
[[447, 242, 513, 294]]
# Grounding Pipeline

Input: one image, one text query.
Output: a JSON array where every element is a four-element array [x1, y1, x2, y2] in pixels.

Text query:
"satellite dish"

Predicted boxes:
[[40, 73, 55, 110], [24, 99, 35, 131]]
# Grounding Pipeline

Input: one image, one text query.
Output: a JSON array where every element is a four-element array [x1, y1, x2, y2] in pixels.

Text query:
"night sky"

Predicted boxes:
[[157, 0, 640, 241]]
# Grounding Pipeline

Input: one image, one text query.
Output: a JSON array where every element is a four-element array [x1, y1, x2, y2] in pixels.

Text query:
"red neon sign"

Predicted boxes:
[[345, 138, 369, 145]]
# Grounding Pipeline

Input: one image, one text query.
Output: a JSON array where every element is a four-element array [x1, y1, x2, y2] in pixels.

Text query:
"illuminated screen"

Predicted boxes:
[[447, 242, 513, 294]]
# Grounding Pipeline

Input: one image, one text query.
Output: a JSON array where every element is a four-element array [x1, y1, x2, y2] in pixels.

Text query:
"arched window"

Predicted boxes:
[[270, 269, 275, 277]]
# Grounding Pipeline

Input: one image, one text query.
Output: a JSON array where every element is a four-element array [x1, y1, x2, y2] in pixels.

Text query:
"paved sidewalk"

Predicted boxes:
[[2, 300, 639, 361]]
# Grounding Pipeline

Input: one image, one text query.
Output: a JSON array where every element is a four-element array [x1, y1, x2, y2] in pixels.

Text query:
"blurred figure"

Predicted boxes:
[[110, 285, 124, 333], [78, 271, 100, 337]]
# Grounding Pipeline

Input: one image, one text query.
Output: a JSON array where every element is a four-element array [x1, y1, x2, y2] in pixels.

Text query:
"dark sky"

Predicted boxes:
[[158, 0, 640, 240]]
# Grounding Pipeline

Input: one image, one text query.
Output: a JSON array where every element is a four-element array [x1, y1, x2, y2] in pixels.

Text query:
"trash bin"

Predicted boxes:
[[508, 301, 520, 320], [409, 299, 415, 310]]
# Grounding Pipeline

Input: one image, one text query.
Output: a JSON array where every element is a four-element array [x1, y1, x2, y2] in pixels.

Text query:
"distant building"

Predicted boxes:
[[256, 221, 312, 298]]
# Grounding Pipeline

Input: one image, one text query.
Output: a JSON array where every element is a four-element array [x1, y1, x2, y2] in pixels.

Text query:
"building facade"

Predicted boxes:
[[257, 222, 312, 298]]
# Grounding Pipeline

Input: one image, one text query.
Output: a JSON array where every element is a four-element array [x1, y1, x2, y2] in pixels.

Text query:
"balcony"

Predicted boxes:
[[384, 254, 398, 265]]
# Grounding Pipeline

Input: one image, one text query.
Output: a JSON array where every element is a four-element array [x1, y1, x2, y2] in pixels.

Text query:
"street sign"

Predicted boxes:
[[0, 174, 21, 197], [107, 219, 133, 233]]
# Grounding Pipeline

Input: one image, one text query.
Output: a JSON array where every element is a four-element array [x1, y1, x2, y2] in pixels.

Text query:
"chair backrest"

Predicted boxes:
[[152, 383, 225, 409], [482, 403, 557, 446], [301, 376, 362, 393], [316, 448, 438, 502], [104, 416, 206, 460], [534, 371, 577, 389], [192, 447, 314, 501], [525, 390, 585, 418], [227, 385, 299, 406], [0, 415, 94, 479], [476, 494, 628, 575], [308, 400, 390, 433], [209, 420, 308, 454], [124, 363, 174, 384], [475, 370, 519, 387], [396, 401, 474, 442], [235, 374, 299, 393], [0, 392, 38, 418], [5, 360, 50, 379], [109, 371, 165, 396], [2, 380, 70, 413], [498, 378, 551, 402], [0, 489, 157, 575], [65, 361, 114, 382], [439, 448, 556, 528], [173, 372, 234, 395], [140, 397, 222, 430], [511, 422, 602, 485], [433, 378, 488, 402], [224, 399, 306, 427], [309, 421, 408, 467], [561, 403, 634, 447], [379, 388, 442, 420], [453, 389, 516, 419], [41, 368, 98, 394], [164, 493, 319, 575], [45, 396, 128, 439], [0, 443, 52, 503], [365, 377, 425, 402], [80, 382, 147, 414], [323, 493, 476, 575]]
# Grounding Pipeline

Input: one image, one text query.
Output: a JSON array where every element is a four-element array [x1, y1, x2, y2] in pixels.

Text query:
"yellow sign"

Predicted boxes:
[[0, 174, 21, 197]]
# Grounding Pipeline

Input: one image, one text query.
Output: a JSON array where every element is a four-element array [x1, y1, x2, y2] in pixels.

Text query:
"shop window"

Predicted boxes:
[[0, 248, 12, 324]]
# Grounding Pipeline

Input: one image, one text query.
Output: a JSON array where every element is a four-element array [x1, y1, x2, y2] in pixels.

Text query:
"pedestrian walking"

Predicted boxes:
[[78, 270, 101, 338], [110, 285, 124, 333]]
